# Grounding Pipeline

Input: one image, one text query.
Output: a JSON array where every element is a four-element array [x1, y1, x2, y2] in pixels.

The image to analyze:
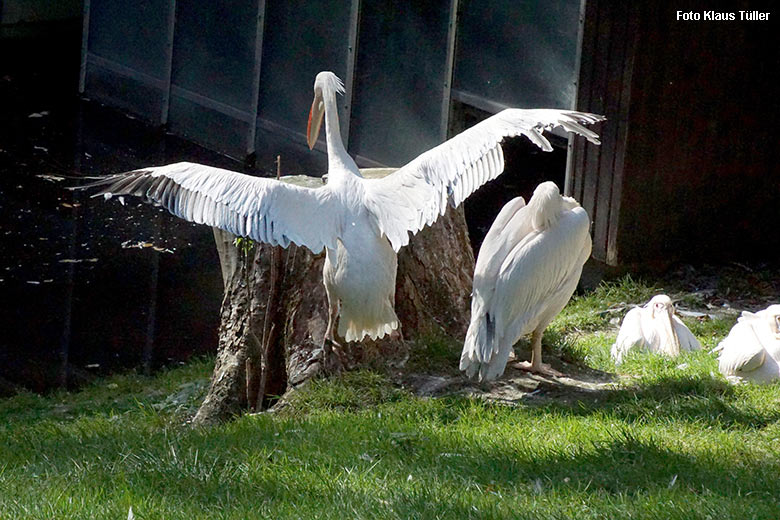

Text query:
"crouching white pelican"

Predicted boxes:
[[610, 294, 701, 364], [83, 71, 604, 352], [715, 304, 780, 383], [459, 182, 591, 380]]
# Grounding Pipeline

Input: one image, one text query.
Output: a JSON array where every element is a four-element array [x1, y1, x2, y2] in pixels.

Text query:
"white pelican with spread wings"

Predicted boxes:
[[85, 71, 604, 353]]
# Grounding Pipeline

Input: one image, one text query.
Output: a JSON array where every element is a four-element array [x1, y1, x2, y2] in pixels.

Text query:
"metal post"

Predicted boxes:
[[160, 0, 177, 125], [247, 0, 267, 157], [343, 0, 361, 149], [440, 0, 460, 141], [78, 0, 91, 93], [565, 0, 588, 197]]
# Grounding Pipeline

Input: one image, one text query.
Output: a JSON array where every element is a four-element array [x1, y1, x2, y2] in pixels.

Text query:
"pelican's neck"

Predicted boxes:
[[658, 309, 680, 356], [322, 89, 359, 177]]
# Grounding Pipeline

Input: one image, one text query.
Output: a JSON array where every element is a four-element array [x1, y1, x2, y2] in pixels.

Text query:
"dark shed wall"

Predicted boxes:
[[574, 0, 779, 267], [570, 0, 638, 265]]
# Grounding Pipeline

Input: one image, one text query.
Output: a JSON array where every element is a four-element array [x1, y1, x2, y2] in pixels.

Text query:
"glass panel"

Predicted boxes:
[[167, 95, 254, 160], [454, 0, 580, 110], [349, 1, 450, 166], [83, 62, 165, 124], [88, 0, 171, 79], [85, 0, 172, 121], [170, 0, 260, 111], [257, 0, 352, 136]]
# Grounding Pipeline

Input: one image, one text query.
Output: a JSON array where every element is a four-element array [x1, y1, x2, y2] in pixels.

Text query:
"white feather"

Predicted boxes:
[[89, 162, 342, 254], [362, 109, 604, 252]]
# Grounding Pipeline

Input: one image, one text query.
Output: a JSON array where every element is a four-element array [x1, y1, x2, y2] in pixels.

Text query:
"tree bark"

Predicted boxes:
[[193, 170, 474, 425]]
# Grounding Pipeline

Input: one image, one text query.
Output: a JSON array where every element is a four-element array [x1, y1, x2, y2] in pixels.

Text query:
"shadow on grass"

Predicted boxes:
[[525, 372, 780, 432], [5, 383, 780, 518], [420, 426, 780, 509], [164, 410, 780, 517], [4, 361, 780, 518]]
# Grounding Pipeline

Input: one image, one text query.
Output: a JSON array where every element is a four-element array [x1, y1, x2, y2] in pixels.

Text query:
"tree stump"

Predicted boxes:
[[192, 170, 474, 425]]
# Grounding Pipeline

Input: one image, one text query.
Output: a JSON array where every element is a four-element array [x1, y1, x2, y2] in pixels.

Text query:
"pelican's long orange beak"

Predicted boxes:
[[307, 92, 324, 150]]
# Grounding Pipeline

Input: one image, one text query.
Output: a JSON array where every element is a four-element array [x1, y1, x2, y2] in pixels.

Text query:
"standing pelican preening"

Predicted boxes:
[[82, 71, 604, 353], [715, 304, 780, 383], [610, 294, 701, 364], [459, 182, 592, 381]]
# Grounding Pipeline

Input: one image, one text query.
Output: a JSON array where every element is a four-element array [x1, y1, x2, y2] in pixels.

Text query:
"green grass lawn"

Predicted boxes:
[[2, 277, 780, 519]]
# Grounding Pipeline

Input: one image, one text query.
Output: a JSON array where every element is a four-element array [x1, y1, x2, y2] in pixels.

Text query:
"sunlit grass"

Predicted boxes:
[[549, 275, 739, 371], [2, 276, 779, 518], [3, 359, 779, 519]]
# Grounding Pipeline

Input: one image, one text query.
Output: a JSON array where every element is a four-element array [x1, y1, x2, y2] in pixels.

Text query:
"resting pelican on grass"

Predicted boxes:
[[84, 71, 603, 354], [715, 304, 780, 383], [459, 182, 591, 380], [610, 295, 701, 364]]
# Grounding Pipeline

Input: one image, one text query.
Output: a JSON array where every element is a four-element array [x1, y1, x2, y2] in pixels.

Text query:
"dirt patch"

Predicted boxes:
[[401, 357, 616, 407], [663, 263, 780, 313]]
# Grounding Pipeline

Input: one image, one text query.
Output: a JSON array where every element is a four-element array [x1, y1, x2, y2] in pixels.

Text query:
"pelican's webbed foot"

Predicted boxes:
[[512, 360, 564, 378], [317, 335, 345, 374]]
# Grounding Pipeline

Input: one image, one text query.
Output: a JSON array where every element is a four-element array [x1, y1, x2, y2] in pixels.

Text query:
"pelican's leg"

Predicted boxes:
[[513, 329, 563, 377], [323, 294, 339, 346], [321, 291, 344, 372], [389, 323, 404, 342]]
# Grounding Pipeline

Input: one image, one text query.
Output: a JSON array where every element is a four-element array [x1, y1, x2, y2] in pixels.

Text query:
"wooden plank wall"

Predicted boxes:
[[619, 0, 779, 267], [570, 0, 639, 265], [573, 0, 779, 267]]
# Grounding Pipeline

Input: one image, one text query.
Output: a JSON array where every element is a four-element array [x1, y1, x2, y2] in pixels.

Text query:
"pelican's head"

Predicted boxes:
[[648, 294, 674, 319], [307, 71, 345, 149], [647, 294, 680, 355], [528, 181, 563, 230]]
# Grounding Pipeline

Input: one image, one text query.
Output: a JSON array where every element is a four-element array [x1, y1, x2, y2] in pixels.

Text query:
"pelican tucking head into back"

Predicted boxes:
[[459, 181, 592, 381]]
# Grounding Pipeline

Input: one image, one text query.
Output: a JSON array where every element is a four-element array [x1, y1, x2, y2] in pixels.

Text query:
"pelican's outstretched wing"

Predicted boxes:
[[80, 162, 342, 253], [362, 109, 604, 251]]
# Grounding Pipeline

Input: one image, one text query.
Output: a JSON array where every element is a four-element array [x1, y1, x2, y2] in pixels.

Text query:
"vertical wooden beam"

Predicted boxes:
[[581, 0, 610, 262], [592, 1, 629, 262], [605, 3, 639, 266], [77, 0, 91, 93], [160, 0, 177, 125], [343, 0, 361, 149], [440, 0, 459, 141], [247, 0, 267, 156]]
